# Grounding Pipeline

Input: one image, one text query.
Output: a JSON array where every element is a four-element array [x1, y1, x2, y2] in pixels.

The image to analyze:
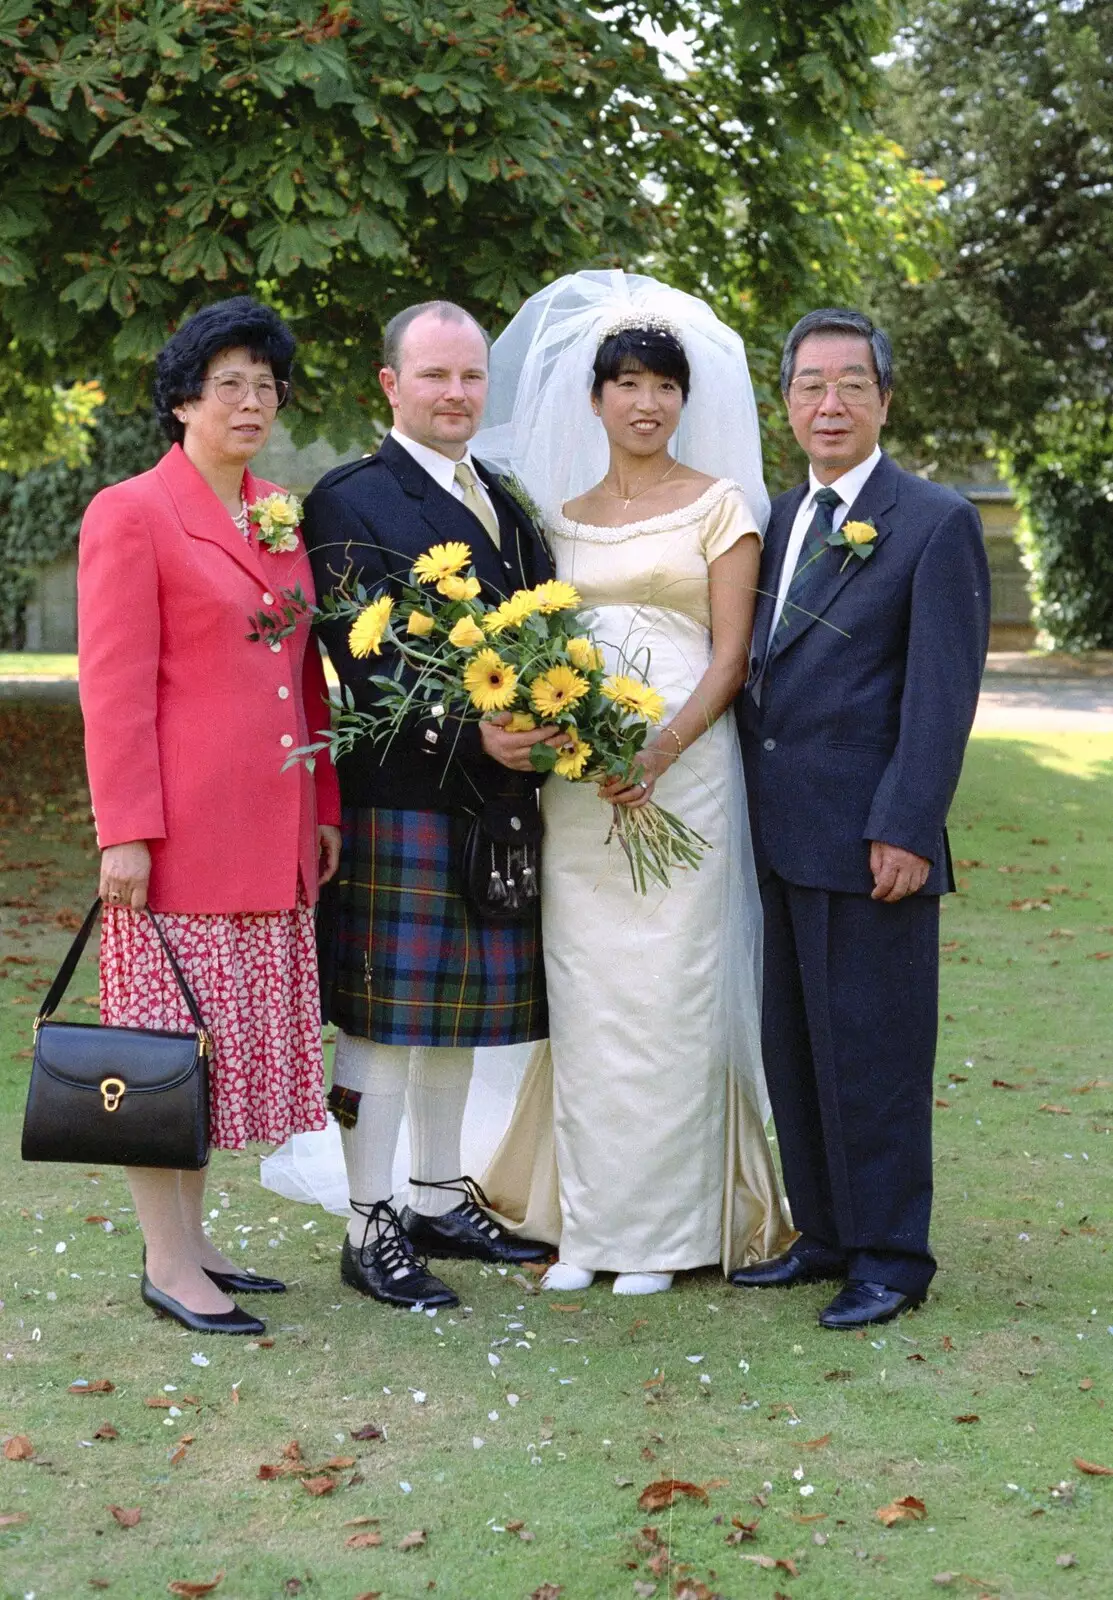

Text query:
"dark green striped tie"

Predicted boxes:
[[777, 485, 843, 634]]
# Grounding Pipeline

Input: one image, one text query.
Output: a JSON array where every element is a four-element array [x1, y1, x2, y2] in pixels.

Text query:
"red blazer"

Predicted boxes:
[[78, 444, 340, 914]]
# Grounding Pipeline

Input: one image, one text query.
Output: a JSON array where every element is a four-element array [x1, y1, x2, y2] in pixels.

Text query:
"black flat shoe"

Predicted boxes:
[[730, 1249, 846, 1289], [818, 1280, 923, 1329], [140, 1273, 266, 1336], [203, 1267, 287, 1295], [341, 1201, 459, 1309], [402, 1175, 551, 1264]]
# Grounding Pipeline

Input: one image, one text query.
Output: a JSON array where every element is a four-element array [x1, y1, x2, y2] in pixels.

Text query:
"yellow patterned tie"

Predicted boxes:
[[454, 460, 500, 548]]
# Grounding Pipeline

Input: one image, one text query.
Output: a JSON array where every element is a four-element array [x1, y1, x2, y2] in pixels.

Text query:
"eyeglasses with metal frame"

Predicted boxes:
[[205, 373, 290, 410], [788, 376, 878, 407]]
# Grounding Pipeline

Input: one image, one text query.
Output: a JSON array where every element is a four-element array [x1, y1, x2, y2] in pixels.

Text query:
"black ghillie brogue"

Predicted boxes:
[[401, 1175, 551, 1265], [341, 1199, 459, 1309]]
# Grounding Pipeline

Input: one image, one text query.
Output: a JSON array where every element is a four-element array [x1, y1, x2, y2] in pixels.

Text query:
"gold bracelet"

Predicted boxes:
[[663, 727, 684, 759]]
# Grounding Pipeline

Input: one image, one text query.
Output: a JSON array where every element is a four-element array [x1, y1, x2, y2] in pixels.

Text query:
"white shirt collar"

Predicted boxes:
[[390, 426, 480, 495], [806, 443, 882, 515]]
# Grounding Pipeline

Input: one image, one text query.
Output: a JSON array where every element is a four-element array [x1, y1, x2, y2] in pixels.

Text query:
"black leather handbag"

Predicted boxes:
[[461, 797, 541, 923], [21, 899, 211, 1170]]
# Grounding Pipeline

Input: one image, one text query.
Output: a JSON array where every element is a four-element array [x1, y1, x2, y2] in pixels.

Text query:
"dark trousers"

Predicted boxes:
[[761, 873, 940, 1299]]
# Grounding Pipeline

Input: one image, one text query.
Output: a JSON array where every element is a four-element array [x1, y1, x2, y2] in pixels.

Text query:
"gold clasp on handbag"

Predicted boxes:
[[99, 1077, 126, 1113], [197, 1029, 212, 1059]]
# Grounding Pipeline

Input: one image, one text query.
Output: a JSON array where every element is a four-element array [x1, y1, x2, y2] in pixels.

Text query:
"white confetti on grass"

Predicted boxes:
[[190, 1353, 210, 1367], [487, 1353, 501, 1368]]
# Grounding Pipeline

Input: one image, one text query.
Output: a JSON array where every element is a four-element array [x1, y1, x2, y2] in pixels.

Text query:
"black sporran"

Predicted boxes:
[[461, 798, 541, 924]]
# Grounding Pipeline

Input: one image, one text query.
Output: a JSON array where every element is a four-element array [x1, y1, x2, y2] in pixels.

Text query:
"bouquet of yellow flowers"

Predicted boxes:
[[252, 541, 707, 892]]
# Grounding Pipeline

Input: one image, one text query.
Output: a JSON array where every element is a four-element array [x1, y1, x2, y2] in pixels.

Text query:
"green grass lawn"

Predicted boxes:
[[1, 706, 1111, 1600]]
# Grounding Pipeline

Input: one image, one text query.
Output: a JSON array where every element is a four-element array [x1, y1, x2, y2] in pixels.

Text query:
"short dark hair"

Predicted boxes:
[[591, 326, 691, 402], [382, 300, 489, 370], [780, 308, 893, 397], [153, 296, 295, 443]]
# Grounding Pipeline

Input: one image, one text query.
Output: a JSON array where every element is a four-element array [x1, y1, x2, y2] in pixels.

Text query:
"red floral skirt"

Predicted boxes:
[[99, 898, 326, 1152]]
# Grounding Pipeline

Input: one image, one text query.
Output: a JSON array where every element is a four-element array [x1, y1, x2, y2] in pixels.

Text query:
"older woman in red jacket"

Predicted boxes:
[[78, 296, 340, 1335]]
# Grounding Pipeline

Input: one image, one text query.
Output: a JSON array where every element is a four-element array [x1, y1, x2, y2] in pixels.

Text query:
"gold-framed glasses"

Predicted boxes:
[[205, 373, 290, 410], [789, 376, 877, 407]]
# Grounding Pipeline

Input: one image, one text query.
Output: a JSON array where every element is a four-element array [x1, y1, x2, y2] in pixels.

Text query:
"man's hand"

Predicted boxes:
[[478, 713, 563, 772], [318, 824, 342, 885], [869, 841, 931, 903]]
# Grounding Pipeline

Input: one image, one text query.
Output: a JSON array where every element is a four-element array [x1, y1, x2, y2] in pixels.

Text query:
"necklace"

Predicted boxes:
[[601, 457, 680, 511], [232, 497, 249, 540]]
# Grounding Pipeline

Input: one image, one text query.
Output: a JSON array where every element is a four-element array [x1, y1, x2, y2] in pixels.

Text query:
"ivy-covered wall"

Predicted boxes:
[[0, 410, 163, 648]]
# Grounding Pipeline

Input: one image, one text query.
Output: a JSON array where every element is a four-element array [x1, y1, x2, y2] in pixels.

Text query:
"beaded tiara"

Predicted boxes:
[[595, 310, 684, 347]]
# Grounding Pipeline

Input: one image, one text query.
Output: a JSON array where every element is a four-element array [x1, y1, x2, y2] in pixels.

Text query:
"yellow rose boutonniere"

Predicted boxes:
[[827, 517, 879, 572], [248, 491, 303, 554]]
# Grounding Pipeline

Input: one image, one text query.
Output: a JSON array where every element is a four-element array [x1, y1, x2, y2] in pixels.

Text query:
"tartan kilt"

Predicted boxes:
[[322, 805, 548, 1048]]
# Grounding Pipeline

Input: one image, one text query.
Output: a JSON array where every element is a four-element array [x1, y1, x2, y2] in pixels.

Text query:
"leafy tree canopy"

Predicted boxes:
[[0, 0, 929, 470]]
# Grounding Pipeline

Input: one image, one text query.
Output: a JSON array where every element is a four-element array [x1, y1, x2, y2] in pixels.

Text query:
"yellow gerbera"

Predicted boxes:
[[565, 635, 604, 672], [530, 579, 582, 614], [482, 589, 540, 635], [447, 615, 485, 650], [349, 595, 394, 658], [413, 541, 472, 585], [406, 610, 435, 637], [437, 573, 482, 601], [530, 664, 591, 719], [554, 732, 593, 780], [601, 674, 666, 724], [463, 649, 519, 713], [505, 711, 537, 732]]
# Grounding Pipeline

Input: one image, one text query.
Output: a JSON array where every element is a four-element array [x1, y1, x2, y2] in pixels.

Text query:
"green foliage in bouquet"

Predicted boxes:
[[249, 540, 708, 891]]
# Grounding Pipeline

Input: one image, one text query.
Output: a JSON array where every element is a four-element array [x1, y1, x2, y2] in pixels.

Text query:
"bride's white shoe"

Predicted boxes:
[[612, 1272, 674, 1295], [542, 1262, 595, 1291]]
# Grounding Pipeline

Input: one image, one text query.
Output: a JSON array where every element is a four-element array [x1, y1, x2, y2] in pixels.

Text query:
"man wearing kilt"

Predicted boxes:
[[303, 302, 554, 1308]]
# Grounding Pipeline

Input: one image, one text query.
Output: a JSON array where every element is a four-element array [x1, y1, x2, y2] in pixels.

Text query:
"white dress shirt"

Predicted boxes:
[[768, 444, 882, 638], [389, 426, 498, 528]]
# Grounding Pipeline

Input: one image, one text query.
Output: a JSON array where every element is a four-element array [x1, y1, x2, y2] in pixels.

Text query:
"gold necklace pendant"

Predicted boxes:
[[604, 456, 680, 508]]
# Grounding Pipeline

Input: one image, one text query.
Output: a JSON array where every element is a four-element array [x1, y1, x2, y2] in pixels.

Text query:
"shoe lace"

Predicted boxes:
[[408, 1174, 505, 1241], [350, 1199, 428, 1284]]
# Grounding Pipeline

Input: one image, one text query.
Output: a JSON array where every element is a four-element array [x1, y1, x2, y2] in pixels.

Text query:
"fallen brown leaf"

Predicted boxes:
[[825, 1368, 854, 1380], [108, 1505, 142, 1528], [144, 1396, 174, 1409], [547, 1302, 582, 1313], [876, 1495, 926, 1526], [991, 1079, 1021, 1089], [954, 1415, 980, 1424], [88, 1582, 111, 1591], [0, 1512, 29, 1527], [725, 1515, 760, 1544], [1088, 951, 1112, 961], [398, 1529, 427, 1551], [907, 1353, 926, 1363], [1079, 1379, 1094, 1391], [352, 1593, 382, 1600], [342, 1517, 380, 1528], [166, 1575, 224, 1597], [349, 1424, 384, 1441], [941, 1337, 956, 1352], [70, 1378, 115, 1395], [638, 1479, 709, 1513], [92, 1423, 118, 1441], [792, 1511, 829, 1523], [803, 1433, 832, 1450], [324, 1456, 356, 1469], [740, 1555, 799, 1576], [168, 1445, 189, 1467], [84, 1215, 109, 1224], [300, 1476, 336, 1497], [529, 1587, 562, 1600], [1038, 1104, 1071, 1115], [345, 1531, 383, 1549], [282, 1440, 303, 1461], [4, 1435, 35, 1460], [1073, 1457, 1113, 1476]]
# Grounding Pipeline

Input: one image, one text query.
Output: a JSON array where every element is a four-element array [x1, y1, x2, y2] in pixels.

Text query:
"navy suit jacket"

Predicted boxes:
[[303, 434, 553, 813], [738, 452, 990, 896]]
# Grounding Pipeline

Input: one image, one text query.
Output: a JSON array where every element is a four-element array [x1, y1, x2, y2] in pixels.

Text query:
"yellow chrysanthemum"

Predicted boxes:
[[349, 595, 394, 659], [842, 519, 877, 547], [601, 674, 666, 724], [529, 664, 591, 719], [437, 573, 482, 601], [482, 590, 540, 635], [530, 579, 582, 614], [406, 610, 435, 637], [463, 649, 519, 713], [554, 732, 593, 780], [413, 541, 472, 586], [447, 615, 485, 650], [505, 711, 537, 732], [565, 635, 604, 672]]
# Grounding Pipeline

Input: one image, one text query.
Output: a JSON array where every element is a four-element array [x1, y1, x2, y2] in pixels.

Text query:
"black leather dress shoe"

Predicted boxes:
[[203, 1267, 287, 1295], [341, 1201, 459, 1309], [401, 1176, 551, 1264], [818, 1280, 923, 1329], [729, 1249, 846, 1289], [140, 1273, 266, 1336]]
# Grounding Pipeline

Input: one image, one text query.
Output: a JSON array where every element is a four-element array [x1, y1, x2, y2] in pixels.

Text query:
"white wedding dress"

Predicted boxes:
[[481, 479, 793, 1273]]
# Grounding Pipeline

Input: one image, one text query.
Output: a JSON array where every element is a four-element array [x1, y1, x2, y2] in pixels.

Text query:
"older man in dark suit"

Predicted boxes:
[[303, 302, 555, 1310], [734, 308, 990, 1328]]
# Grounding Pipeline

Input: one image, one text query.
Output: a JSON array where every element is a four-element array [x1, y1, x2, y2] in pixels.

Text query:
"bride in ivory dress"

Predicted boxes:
[[473, 271, 793, 1294]]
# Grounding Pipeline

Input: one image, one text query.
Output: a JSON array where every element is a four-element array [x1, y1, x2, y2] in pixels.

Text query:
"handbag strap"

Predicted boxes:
[[35, 898, 209, 1038]]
